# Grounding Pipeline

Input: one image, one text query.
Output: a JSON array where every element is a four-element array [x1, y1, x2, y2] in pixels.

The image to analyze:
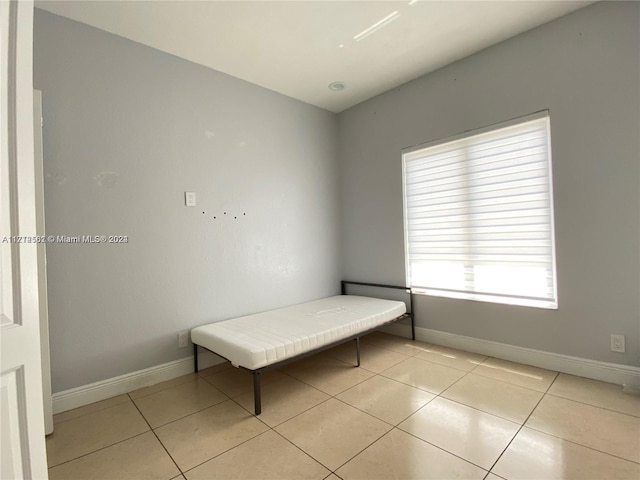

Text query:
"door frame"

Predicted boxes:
[[1, 1, 49, 478], [34, 89, 53, 435]]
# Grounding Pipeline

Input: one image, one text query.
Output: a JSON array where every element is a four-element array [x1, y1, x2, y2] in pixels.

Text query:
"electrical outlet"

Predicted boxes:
[[178, 331, 189, 348], [610, 334, 625, 353]]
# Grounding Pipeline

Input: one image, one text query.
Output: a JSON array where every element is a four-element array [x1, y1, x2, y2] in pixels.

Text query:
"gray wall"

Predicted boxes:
[[339, 2, 639, 367], [34, 10, 341, 393]]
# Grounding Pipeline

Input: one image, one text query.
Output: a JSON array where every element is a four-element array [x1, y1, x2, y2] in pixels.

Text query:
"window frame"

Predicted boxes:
[[401, 110, 558, 309]]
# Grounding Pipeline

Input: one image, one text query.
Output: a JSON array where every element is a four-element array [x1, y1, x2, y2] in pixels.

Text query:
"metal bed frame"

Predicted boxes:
[[193, 280, 415, 415]]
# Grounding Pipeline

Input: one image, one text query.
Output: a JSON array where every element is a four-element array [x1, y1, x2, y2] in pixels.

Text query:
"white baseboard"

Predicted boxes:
[[53, 328, 639, 415], [52, 350, 225, 414], [381, 324, 640, 386]]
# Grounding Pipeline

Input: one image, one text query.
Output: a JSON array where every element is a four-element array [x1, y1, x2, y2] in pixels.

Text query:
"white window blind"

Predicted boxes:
[[402, 112, 557, 309]]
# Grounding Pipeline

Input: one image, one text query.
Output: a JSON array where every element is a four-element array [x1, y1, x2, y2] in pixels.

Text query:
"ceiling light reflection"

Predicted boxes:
[[353, 11, 400, 42]]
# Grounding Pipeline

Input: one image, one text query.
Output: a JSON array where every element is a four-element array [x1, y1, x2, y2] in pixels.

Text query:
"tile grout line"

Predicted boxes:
[[270, 425, 336, 474], [279, 363, 375, 397], [333, 392, 404, 435], [236, 358, 391, 475], [459, 361, 557, 394], [320, 342, 491, 474], [330, 425, 396, 474], [521, 424, 640, 466], [45, 430, 151, 472], [200, 372, 292, 402], [50, 342, 470, 429], [47, 379, 234, 473], [51, 396, 132, 426], [527, 427, 640, 465], [436, 371, 546, 426], [228, 389, 332, 430], [391, 392, 439, 427], [127, 375, 239, 432], [179, 426, 273, 475], [236, 343, 406, 476], [197, 357, 377, 434], [383, 358, 497, 473], [544, 390, 640, 419], [484, 370, 560, 475], [497, 371, 640, 467], [484, 471, 507, 480], [49, 342, 468, 456], [53, 364, 280, 476], [175, 379, 276, 473], [128, 392, 184, 476], [191, 342, 639, 474], [131, 373, 200, 401], [433, 398, 533, 427], [54, 370, 225, 428], [325, 472, 343, 480], [394, 426, 491, 474], [52, 334, 639, 478], [310, 341, 495, 474], [166, 355, 510, 479], [142, 395, 231, 430], [179, 387, 350, 476], [332, 394, 397, 428], [363, 345, 533, 475]]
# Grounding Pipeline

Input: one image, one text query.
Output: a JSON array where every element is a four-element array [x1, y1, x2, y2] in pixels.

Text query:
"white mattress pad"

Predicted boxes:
[[191, 295, 406, 370]]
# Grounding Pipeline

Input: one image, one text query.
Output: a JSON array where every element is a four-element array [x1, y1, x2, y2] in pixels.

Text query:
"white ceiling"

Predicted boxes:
[[36, 0, 592, 113]]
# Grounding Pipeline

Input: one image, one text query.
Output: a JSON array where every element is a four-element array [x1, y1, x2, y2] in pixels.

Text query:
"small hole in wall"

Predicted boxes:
[[202, 211, 205, 214], [207, 212, 247, 220]]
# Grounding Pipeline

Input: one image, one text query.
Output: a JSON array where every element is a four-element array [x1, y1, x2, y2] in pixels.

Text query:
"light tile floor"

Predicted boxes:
[[46, 332, 640, 480]]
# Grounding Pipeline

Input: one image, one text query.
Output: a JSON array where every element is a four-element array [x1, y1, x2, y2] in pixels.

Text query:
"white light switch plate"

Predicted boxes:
[[185, 191, 196, 207]]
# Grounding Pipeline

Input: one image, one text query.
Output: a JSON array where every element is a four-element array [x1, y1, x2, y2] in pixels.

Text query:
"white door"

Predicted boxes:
[[1, 1, 49, 478]]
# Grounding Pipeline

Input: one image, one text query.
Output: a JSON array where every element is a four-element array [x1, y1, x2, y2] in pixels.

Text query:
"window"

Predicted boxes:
[[402, 111, 557, 309]]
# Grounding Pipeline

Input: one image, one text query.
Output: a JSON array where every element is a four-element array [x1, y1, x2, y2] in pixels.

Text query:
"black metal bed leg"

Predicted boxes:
[[253, 371, 262, 415], [411, 314, 416, 341], [193, 344, 199, 372], [355, 337, 361, 367], [409, 292, 416, 340]]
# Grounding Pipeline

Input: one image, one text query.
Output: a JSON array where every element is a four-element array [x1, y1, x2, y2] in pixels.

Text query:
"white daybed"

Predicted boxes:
[[191, 281, 414, 414]]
